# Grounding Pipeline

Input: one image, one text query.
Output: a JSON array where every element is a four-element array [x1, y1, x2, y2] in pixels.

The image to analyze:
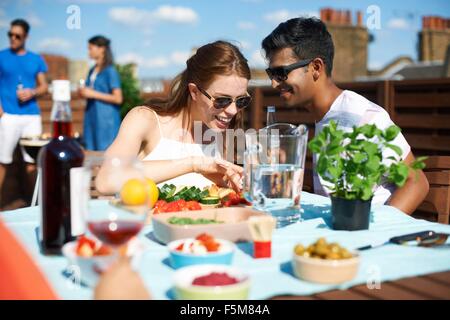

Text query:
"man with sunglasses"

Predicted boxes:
[[261, 17, 429, 215], [0, 19, 48, 206]]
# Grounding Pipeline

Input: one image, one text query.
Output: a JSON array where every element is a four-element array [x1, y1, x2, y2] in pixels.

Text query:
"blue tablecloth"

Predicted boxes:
[[2, 192, 450, 300]]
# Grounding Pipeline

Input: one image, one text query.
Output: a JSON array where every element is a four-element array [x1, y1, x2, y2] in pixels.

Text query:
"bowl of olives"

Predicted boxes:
[[292, 238, 359, 284]]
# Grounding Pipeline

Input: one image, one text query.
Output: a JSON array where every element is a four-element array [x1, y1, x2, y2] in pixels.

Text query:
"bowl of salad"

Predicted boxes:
[[167, 233, 235, 269]]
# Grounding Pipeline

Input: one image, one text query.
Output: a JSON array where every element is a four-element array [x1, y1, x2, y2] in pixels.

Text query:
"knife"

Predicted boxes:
[[357, 230, 448, 251]]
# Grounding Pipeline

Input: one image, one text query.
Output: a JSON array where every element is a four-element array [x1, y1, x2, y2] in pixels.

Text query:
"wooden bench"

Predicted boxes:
[[416, 156, 450, 224]]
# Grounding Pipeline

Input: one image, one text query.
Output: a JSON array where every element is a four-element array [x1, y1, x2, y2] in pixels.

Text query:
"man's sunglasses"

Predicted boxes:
[[7, 31, 23, 40], [266, 58, 313, 82], [197, 86, 252, 110]]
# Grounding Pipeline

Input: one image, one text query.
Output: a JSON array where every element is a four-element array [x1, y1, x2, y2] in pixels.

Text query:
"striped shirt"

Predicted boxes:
[[313, 90, 411, 205]]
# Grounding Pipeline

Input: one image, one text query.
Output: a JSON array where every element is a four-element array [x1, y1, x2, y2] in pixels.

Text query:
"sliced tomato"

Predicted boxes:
[[186, 201, 202, 211], [153, 200, 168, 214], [95, 244, 113, 256], [196, 233, 220, 252], [164, 200, 182, 212], [196, 233, 213, 242], [175, 199, 188, 211], [204, 241, 220, 252], [76, 235, 95, 251]]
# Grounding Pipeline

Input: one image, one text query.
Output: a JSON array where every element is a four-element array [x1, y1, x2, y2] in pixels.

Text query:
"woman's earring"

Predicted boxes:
[[313, 71, 319, 81]]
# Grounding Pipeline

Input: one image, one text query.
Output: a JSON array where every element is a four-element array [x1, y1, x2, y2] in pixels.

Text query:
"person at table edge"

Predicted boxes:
[[261, 17, 429, 214]]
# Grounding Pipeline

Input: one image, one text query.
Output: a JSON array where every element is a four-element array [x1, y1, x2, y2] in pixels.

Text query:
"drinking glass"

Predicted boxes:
[[245, 125, 308, 227], [83, 156, 150, 259]]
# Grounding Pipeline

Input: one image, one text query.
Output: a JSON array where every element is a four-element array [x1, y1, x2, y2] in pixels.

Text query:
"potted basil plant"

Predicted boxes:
[[308, 120, 426, 231]]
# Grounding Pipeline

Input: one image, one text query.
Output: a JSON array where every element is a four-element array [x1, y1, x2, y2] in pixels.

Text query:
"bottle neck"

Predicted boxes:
[[266, 106, 276, 126], [51, 100, 73, 138]]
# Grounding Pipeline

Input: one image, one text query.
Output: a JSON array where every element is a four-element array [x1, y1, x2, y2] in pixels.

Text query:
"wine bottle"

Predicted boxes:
[[38, 80, 85, 255]]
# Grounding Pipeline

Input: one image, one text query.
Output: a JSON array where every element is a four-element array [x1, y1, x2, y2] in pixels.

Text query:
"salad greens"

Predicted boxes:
[[167, 217, 224, 225]]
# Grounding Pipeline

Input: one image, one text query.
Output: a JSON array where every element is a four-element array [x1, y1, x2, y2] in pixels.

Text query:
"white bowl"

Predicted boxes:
[[167, 238, 235, 269], [62, 238, 144, 287], [292, 252, 360, 284], [173, 264, 250, 300]]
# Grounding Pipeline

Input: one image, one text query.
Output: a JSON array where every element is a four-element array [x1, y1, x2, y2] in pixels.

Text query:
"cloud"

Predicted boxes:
[[368, 60, 383, 70], [62, 0, 132, 3], [170, 51, 190, 65], [237, 21, 256, 30], [27, 12, 43, 27], [117, 52, 145, 65], [387, 18, 410, 30], [153, 5, 198, 24], [117, 50, 191, 69], [263, 9, 319, 24], [236, 40, 251, 50], [0, 9, 9, 28], [108, 5, 198, 29], [249, 49, 267, 68], [37, 37, 72, 52]]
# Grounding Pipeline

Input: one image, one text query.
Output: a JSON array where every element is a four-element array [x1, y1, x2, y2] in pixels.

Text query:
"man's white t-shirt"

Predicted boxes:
[[313, 90, 411, 205]]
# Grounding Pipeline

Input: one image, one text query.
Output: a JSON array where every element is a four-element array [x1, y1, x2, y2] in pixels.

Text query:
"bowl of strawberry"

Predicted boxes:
[[167, 233, 235, 269], [62, 236, 116, 287]]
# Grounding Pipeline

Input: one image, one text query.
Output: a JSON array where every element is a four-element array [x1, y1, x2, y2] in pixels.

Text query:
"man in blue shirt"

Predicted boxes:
[[0, 19, 48, 204]]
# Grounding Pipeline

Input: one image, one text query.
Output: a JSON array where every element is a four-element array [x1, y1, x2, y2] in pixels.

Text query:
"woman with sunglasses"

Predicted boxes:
[[96, 41, 251, 194]]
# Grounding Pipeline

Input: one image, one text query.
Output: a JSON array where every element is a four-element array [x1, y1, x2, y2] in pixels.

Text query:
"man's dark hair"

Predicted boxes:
[[11, 19, 30, 35], [262, 17, 334, 76]]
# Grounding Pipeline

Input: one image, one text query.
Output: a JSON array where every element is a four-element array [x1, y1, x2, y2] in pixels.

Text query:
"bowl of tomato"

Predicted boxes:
[[167, 233, 235, 269]]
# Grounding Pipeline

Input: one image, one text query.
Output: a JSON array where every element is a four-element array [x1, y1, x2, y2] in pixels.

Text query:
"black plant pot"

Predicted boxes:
[[331, 196, 371, 231]]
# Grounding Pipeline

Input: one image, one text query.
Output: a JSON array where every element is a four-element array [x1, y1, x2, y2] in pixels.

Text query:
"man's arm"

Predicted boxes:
[[33, 72, 48, 97], [388, 151, 429, 214]]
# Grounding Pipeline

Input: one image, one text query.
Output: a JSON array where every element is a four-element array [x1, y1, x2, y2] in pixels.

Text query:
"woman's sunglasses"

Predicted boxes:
[[197, 86, 252, 110], [265, 58, 313, 82], [7, 31, 23, 40]]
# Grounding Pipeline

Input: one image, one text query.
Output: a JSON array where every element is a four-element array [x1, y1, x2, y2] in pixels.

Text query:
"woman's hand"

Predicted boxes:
[[79, 87, 97, 99], [191, 156, 243, 191]]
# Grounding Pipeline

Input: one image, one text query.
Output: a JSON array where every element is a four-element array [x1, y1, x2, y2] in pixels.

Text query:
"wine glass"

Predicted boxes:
[[83, 156, 150, 262]]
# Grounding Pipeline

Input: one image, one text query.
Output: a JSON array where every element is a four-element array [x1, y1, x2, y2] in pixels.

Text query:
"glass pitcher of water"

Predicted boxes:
[[244, 124, 308, 227]]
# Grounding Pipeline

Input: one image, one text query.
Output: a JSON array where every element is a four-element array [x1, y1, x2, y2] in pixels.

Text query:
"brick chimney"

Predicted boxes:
[[319, 8, 368, 82], [419, 15, 450, 62]]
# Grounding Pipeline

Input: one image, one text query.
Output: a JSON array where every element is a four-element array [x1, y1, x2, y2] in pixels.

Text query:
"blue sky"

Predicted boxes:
[[1, 0, 449, 79]]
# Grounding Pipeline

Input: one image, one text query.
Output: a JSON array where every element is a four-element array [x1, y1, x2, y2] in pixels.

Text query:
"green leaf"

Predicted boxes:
[[366, 155, 381, 173], [352, 152, 366, 164], [316, 155, 329, 177], [389, 162, 409, 187], [328, 166, 341, 180], [361, 186, 373, 201], [385, 143, 403, 157], [308, 139, 322, 154], [411, 158, 426, 170], [362, 141, 379, 157], [383, 125, 401, 142], [359, 124, 377, 138]]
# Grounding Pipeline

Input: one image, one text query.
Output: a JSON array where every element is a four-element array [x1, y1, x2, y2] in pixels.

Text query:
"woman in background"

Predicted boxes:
[[80, 35, 123, 151]]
